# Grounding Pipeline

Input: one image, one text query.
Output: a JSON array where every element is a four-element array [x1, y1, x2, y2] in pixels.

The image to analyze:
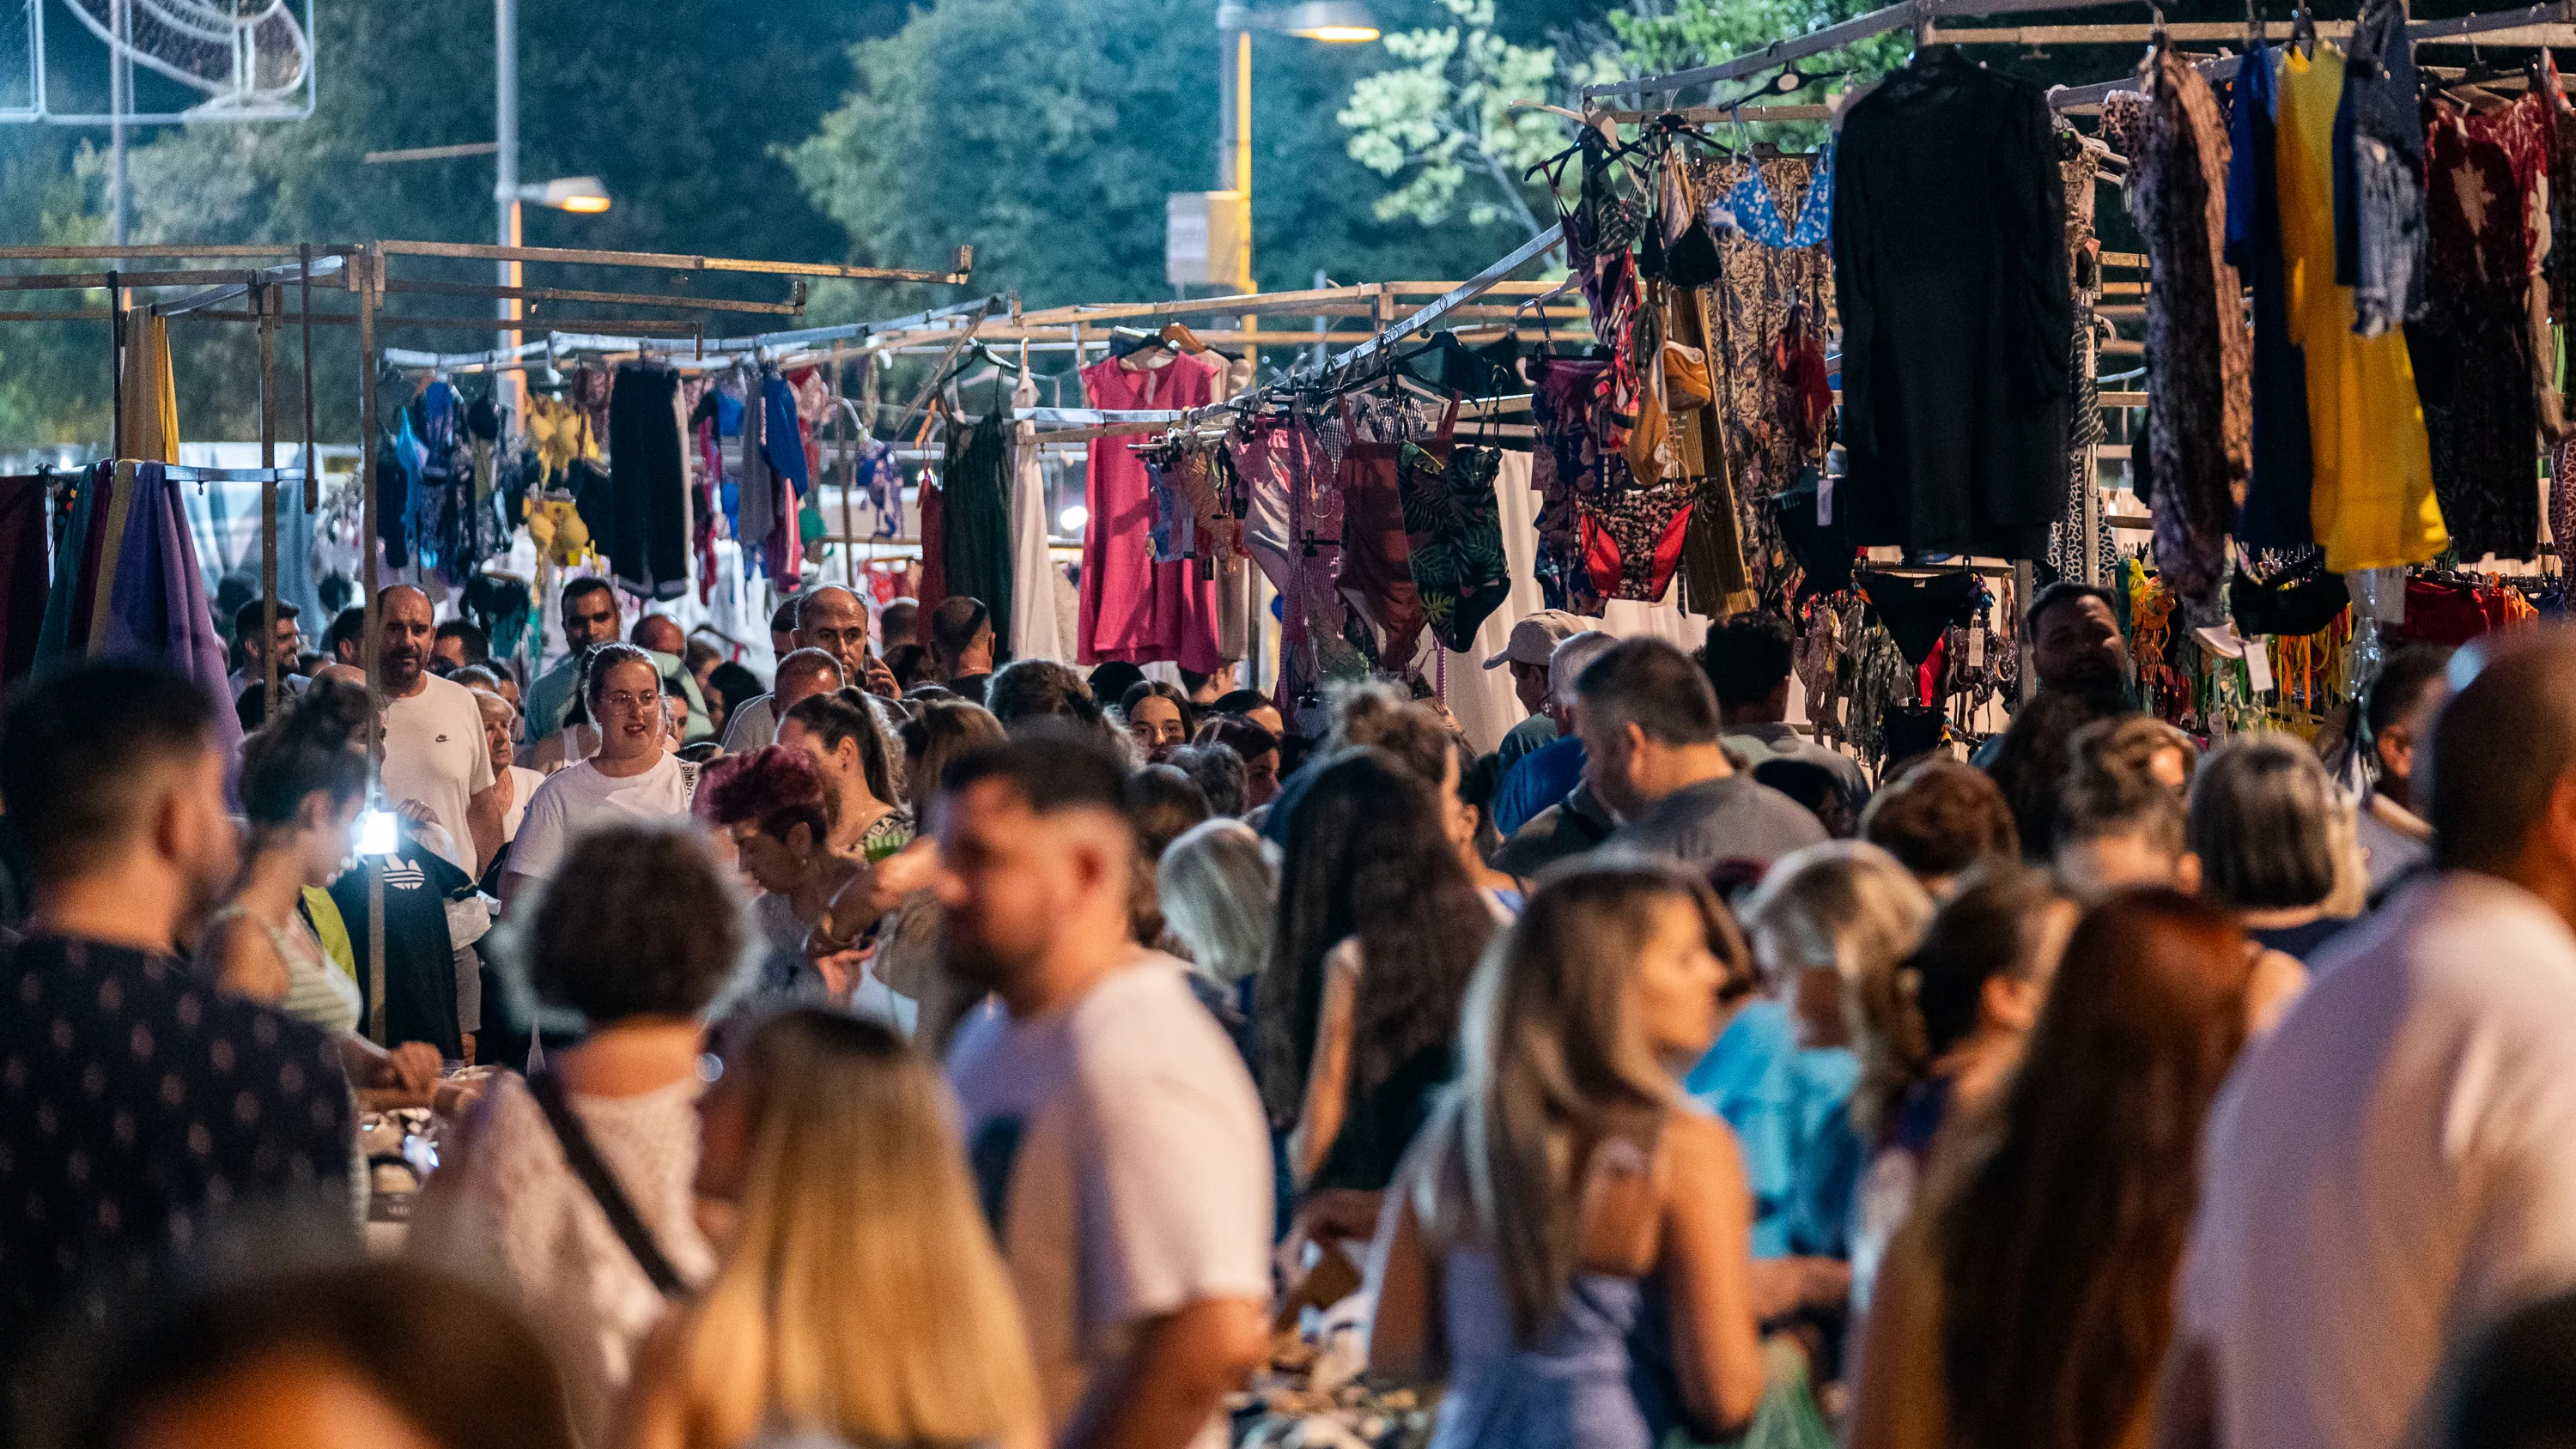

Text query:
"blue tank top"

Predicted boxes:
[[1430, 1246, 1682, 1449]]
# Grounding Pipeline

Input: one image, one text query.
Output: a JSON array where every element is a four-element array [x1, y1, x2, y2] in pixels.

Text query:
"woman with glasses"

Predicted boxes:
[[501, 644, 701, 910]]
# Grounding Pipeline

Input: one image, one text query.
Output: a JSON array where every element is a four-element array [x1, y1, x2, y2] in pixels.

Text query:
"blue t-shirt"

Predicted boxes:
[[1492, 736, 1586, 839], [1682, 1000, 1862, 1260]]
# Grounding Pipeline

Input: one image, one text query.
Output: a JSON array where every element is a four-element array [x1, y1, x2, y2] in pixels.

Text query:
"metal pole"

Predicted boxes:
[[108, 0, 126, 246], [358, 245, 387, 1045], [495, 0, 524, 414], [299, 245, 318, 511], [259, 282, 280, 722]]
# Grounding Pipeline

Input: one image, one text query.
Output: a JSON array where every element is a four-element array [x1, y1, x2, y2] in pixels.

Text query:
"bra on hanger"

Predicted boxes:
[[1713, 142, 1835, 250]]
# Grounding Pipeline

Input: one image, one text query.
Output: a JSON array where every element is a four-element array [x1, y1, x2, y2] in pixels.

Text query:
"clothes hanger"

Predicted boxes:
[[1157, 321, 1209, 355], [2290, 0, 2316, 59]]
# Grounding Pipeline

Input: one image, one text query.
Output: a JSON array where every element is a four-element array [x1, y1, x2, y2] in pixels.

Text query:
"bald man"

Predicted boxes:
[[720, 586, 895, 751], [629, 612, 714, 743], [377, 585, 502, 879], [2164, 629, 2576, 1449]]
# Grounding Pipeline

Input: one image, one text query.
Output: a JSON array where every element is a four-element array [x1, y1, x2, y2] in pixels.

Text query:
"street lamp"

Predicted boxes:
[[1170, 3, 1377, 295], [511, 176, 613, 214]]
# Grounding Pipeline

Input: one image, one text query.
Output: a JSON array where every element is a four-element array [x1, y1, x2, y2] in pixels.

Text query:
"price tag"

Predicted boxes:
[[1967, 627, 1985, 665], [1817, 474, 1834, 526], [2245, 640, 2275, 694]]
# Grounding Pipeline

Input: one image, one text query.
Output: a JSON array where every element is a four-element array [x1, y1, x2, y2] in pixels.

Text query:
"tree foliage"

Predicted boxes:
[[1337, 0, 1560, 236]]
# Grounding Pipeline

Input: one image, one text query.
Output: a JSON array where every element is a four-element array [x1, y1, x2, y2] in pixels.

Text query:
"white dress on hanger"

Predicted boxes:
[[1007, 368, 1069, 664]]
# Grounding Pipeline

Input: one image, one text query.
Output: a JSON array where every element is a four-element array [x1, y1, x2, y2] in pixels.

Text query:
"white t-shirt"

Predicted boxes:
[[381, 673, 497, 879], [2180, 871, 2576, 1449], [945, 952, 1272, 1449], [507, 755, 694, 883], [499, 764, 547, 844]]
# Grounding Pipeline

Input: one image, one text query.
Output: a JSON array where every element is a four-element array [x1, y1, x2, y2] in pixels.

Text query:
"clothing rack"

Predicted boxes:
[[1580, 0, 2136, 99]]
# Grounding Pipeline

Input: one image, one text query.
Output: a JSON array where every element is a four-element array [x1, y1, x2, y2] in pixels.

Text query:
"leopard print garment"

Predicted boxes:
[[1692, 154, 1833, 613]]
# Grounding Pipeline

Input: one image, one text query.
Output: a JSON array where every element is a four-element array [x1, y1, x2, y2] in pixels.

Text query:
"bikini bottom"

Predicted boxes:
[[1857, 568, 1978, 668], [1578, 470, 1692, 607]]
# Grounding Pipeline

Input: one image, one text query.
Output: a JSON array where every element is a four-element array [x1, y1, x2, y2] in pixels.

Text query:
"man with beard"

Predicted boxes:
[[523, 577, 623, 748], [0, 661, 354, 1362], [1978, 582, 2138, 859], [722, 586, 898, 751], [378, 585, 503, 880], [933, 729, 1270, 1449]]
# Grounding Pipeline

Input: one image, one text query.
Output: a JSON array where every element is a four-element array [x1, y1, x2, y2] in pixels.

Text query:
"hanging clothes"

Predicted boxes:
[[2335, 0, 2431, 337], [1694, 151, 1833, 608], [0, 476, 49, 703], [1076, 352, 1225, 673], [2119, 48, 2251, 608], [1657, 280, 1754, 619], [2278, 45, 2446, 573], [2227, 40, 2318, 553], [116, 312, 180, 464], [1528, 356, 1608, 615], [760, 372, 810, 582], [941, 404, 1016, 652], [1335, 396, 1434, 670], [2415, 95, 2552, 561], [524, 393, 598, 487], [607, 364, 690, 600], [737, 369, 776, 576], [1397, 428, 1512, 655], [36, 463, 238, 755], [179, 478, 330, 636], [917, 466, 947, 609], [2051, 140, 2122, 580], [1832, 48, 2072, 560], [1007, 369, 1066, 666]]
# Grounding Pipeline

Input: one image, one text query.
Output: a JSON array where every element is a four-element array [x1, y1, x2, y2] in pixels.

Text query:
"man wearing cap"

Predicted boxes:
[[1486, 609, 1587, 774], [1491, 629, 1620, 841]]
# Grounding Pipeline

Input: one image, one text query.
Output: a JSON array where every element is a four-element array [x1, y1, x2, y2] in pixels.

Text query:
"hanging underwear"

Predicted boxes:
[[1772, 469, 1853, 602], [2229, 550, 2350, 639], [1716, 144, 1834, 250], [1857, 568, 1978, 668], [1334, 396, 1430, 669], [1577, 470, 1693, 606], [1398, 436, 1514, 654]]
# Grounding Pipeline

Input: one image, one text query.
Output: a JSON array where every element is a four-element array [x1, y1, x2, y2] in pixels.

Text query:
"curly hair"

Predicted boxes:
[[521, 821, 744, 1023], [237, 674, 373, 830], [695, 745, 830, 845]]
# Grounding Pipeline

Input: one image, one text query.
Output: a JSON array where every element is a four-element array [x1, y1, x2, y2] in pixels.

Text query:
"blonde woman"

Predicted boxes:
[[1157, 818, 1277, 986], [618, 1008, 1044, 1449], [1738, 841, 1935, 1278], [1364, 862, 1770, 1449]]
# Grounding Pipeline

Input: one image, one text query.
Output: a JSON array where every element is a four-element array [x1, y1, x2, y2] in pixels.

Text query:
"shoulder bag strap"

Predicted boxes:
[[525, 1070, 689, 1298]]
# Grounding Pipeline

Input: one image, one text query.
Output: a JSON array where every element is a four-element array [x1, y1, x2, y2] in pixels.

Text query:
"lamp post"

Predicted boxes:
[[1194, 2, 1377, 296]]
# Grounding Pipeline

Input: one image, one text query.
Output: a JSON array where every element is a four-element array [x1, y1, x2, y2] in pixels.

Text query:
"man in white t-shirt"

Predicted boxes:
[[2161, 631, 2576, 1449], [378, 585, 501, 880], [933, 729, 1271, 1449], [502, 645, 695, 908]]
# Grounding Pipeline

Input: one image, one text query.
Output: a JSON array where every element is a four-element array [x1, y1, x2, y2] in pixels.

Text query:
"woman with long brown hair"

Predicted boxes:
[[1846, 889, 2264, 1449], [1364, 861, 1771, 1449]]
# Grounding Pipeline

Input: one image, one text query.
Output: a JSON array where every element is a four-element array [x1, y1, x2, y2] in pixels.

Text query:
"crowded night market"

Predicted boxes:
[[8, 0, 2576, 1446]]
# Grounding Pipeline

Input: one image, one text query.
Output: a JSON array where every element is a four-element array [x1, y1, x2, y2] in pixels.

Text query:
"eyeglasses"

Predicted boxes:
[[597, 690, 659, 712]]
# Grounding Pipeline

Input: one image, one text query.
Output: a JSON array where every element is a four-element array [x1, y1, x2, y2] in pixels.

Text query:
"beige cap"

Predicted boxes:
[[1483, 609, 1589, 670]]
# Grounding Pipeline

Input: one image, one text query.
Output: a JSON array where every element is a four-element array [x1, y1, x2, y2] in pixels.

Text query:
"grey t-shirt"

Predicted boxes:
[[1722, 724, 1872, 815], [1492, 784, 1619, 876], [1602, 773, 1828, 870]]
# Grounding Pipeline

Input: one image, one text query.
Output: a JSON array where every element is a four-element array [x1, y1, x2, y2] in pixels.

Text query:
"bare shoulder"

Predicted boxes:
[[1656, 1102, 1750, 1195]]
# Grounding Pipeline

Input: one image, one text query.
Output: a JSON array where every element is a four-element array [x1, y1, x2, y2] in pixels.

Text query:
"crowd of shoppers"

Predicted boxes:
[[15, 579, 2576, 1449]]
